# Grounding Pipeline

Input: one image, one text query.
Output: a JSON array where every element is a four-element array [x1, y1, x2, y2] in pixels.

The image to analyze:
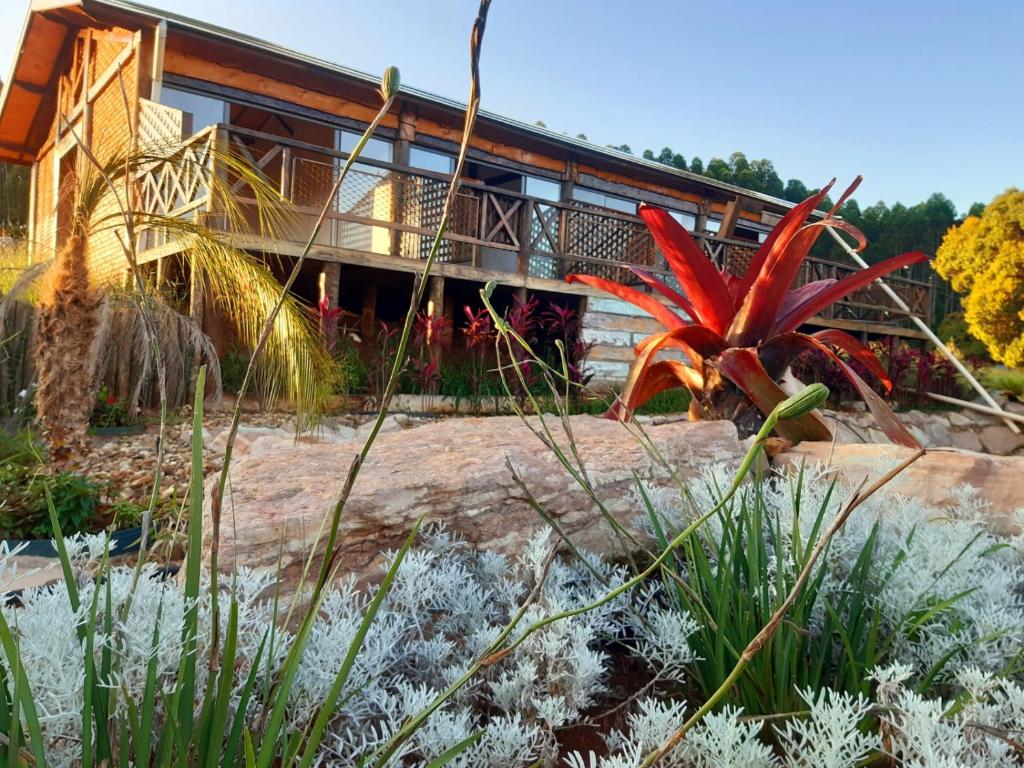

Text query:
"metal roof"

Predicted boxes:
[[3, 0, 808, 214]]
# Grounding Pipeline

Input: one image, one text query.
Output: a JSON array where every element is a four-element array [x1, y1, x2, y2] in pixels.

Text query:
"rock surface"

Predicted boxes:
[[773, 442, 1024, 535], [822, 406, 1024, 455], [201, 416, 745, 586]]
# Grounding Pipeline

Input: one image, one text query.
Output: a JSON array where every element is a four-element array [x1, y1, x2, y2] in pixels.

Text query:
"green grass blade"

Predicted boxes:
[[424, 732, 483, 767], [178, 365, 208, 746], [223, 632, 268, 768], [295, 517, 423, 768], [0, 611, 47, 767], [44, 486, 80, 612], [205, 598, 240, 768]]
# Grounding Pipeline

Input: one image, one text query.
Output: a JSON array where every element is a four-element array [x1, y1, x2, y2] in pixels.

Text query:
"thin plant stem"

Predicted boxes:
[[371, 404, 780, 767], [206, 77, 399, 666], [303, 0, 491, 600]]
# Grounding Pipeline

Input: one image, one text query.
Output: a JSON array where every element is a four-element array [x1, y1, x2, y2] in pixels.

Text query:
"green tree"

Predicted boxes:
[[705, 157, 732, 182], [0, 162, 29, 238], [608, 143, 632, 154], [689, 156, 704, 174], [783, 179, 809, 203], [934, 189, 1024, 367]]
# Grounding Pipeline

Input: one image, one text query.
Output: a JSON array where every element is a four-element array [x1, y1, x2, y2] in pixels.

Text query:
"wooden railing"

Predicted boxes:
[[137, 124, 932, 328]]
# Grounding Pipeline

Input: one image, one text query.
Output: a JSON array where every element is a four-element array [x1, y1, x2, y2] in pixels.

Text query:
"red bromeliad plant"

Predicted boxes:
[[567, 177, 927, 446]]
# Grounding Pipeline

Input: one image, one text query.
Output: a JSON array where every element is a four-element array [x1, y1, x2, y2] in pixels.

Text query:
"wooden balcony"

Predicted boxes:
[[138, 124, 932, 336]]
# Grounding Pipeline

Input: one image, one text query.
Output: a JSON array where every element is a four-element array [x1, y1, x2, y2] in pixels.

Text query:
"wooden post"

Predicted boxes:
[[517, 198, 534, 276], [27, 161, 37, 260], [695, 200, 709, 236], [718, 195, 741, 240], [391, 102, 416, 259], [280, 146, 293, 199], [360, 283, 378, 344], [319, 261, 341, 348], [427, 275, 445, 367]]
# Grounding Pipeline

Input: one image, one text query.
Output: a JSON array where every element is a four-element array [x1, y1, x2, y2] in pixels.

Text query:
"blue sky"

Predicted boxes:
[[2, 0, 1021, 213]]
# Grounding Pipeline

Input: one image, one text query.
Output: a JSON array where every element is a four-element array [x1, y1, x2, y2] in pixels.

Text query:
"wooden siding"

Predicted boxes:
[[27, 25, 140, 282], [582, 296, 675, 383]]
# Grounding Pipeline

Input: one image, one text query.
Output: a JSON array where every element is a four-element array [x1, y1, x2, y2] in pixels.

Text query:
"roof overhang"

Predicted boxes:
[[0, 3, 80, 163], [0, 0, 812, 218]]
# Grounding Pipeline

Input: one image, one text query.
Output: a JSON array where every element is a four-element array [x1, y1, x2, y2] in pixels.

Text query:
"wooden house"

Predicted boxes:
[[0, 0, 932, 383]]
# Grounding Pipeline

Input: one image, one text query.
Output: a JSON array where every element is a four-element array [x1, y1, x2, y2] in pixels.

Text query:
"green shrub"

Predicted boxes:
[[637, 387, 691, 415], [937, 312, 991, 362], [219, 348, 251, 394], [0, 430, 146, 539], [90, 384, 136, 428], [981, 366, 1024, 401], [641, 467, 984, 716]]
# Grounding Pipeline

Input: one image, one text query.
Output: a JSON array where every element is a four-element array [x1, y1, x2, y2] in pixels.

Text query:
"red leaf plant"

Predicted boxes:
[[567, 178, 926, 447]]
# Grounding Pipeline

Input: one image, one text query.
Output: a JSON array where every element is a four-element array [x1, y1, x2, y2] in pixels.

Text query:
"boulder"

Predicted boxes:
[[202, 416, 745, 588], [978, 425, 1024, 456], [773, 442, 1024, 535]]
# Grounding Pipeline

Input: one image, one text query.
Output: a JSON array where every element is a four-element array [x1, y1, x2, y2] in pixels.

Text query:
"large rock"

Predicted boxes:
[[774, 442, 1024, 534], [202, 416, 744, 588]]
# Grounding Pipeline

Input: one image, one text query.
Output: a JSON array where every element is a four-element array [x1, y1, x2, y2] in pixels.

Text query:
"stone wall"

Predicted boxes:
[[825, 400, 1024, 456], [581, 296, 687, 384]]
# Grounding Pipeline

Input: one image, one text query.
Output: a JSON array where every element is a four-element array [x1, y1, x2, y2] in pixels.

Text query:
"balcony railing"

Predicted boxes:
[[137, 124, 932, 329]]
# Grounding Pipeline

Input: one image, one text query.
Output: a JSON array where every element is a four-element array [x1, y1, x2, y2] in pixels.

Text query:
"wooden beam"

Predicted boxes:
[[360, 282, 377, 343], [718, 196, 742, 240]]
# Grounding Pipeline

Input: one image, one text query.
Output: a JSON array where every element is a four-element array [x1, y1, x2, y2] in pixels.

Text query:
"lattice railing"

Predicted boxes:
[[137, 126, 215, 219], [138, 123, 932, 330]]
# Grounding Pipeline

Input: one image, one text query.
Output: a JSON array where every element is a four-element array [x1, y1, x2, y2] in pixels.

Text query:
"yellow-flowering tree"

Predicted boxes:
[[935, 189, 1024, 367]]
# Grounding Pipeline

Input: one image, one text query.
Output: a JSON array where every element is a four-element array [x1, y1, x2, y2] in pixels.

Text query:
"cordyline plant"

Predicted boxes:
[[568, 177, 926, 446]]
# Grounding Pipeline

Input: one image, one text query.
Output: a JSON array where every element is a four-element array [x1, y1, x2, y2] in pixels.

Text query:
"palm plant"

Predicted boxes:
[[1, 131, 335, 459], [568, 177, 926, 446]]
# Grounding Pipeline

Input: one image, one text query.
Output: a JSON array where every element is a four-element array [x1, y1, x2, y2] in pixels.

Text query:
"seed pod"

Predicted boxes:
[[776, 383, 829, 420], [379, 66, 401, 101]]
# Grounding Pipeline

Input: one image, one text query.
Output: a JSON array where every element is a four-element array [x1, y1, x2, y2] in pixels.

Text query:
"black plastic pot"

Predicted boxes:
[[88, 424, 146, 437], [2, 525, 144, 557]]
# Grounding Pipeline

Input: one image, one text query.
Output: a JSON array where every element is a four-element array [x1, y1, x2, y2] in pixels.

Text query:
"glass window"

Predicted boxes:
[[337, 129, 392, 163], [524, 175, 561, 202], [705, 218, 721, 234], [572, 186, 636, 214], [409, 146, 455, 174], [669, 210, 697, 231], [160, 87, 226, 135]]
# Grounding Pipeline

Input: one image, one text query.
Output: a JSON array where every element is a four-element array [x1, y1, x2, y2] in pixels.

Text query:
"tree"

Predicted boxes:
[[934, 189, 1024, 367], [783, 179, 809, 203], [5, 141, 334, 461], [0, 162, 29, 238], [967, 202, 986, 218], [705, 157, 732, 182], [689, 156, 704, 174], [607, 143, 632, 154], [575, 132, 588, 141]]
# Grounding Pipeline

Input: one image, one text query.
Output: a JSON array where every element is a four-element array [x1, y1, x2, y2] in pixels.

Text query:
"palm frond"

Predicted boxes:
[[74, 134, 333, 427]]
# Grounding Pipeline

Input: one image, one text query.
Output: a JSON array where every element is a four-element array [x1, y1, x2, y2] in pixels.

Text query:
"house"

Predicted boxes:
[[0, 0, 933, 383]]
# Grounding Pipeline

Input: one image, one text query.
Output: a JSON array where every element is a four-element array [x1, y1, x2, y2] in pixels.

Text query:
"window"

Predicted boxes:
[[572, 186, 636, 214], [409, 146, 455, 174], [159, 87, 226, 136], [524, 175, 562, 202], [705, 218, 721, 234], [669, 210, 697, 231], [337, 129, 392, 163]]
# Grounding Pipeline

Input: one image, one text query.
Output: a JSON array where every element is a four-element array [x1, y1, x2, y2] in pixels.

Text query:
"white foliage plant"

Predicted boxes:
[[2, 465, 1023, 767]]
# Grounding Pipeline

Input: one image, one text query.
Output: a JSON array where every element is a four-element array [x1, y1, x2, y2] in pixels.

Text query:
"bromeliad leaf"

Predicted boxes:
[[570, 176, 923, 445]]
